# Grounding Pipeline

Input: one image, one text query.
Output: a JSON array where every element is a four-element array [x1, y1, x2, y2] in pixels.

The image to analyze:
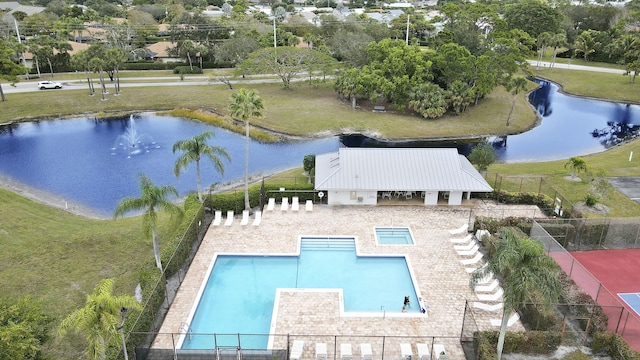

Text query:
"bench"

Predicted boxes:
[[372, 106, 386, 112]]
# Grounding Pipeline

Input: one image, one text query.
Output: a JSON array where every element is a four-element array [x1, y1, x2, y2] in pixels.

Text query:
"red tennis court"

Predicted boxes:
[[570, 249, 640, 351]]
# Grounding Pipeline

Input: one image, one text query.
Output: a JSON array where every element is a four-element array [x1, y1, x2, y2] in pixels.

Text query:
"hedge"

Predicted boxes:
[[206, 182, 316, 214], [474, 330, 561, 359], [173, 65, 203, 74], [591, 332, 640, 359]]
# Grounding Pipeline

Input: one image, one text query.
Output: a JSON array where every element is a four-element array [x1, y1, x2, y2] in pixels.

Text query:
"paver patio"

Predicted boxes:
[[153, 202, 538, 359]]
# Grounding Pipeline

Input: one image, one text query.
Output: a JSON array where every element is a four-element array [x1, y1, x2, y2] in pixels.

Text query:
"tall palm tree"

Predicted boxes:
[[536, 32, 553, 68], [173, 131, 231, 202], [113, 174, 183, 270], [504, 76, 528, 126], [549, 31, 567, 69], [565, 156, 587, 180], [574, 31, 600, 62], [229, 88, 265, 211], [471, 228, 563, 360], [59, 279, 141, 360]]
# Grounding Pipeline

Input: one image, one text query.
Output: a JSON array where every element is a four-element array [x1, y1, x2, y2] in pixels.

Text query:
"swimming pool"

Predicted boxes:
[[182, 237, 420, 350], [375, 227, 415, 245]]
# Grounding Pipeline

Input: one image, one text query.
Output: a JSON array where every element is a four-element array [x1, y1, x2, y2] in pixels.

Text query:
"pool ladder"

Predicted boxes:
[[180, 322, 193, 344], [381, 305, 386, 319]]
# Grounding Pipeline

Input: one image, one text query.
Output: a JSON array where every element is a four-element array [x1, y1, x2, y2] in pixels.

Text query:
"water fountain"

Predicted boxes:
[[111, 116, 159, 157]]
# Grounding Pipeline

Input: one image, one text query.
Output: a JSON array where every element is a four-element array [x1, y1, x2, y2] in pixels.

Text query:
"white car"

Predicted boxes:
[[37, 81, 62, 90]]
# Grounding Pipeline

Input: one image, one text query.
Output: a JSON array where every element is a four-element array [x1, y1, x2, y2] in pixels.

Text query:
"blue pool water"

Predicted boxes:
[[375, 227, 414, 245], [184, 238, 420, 350]]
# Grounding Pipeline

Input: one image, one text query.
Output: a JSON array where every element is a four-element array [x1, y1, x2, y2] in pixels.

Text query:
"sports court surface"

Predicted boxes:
[[570, 249, 640, 350]]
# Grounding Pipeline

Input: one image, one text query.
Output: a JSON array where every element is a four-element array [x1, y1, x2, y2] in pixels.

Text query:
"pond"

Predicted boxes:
[[2, 79, 639, 215], [342, 79, 640, 163], [0, 113, 339, 217]]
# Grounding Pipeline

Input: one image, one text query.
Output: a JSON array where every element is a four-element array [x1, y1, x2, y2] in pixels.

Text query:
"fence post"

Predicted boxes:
[[538, 177, 543, 197]]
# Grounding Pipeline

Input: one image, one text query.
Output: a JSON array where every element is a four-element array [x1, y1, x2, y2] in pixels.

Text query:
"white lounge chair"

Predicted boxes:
[[449, 223, 468, 235], [490, 312, 520, 327], [457, 244, 480, 256], [290, 340, 304, 360], [360, 343, 372, 360], [400, 343, 412, 360], [240, 210, 249, 225], [450, 234, 473, 244], [291, 196, 299, 211], [473, 301, 504, 312], [212, 210, 222, 226], [315, 343, 327, 360], [224, 211, 234, 226], [266, 198, 275, 211], [305, 200, 313, 211], [454, 239, 478, 251], [416, 343, 430, 360], [252, 211, 262, 226], [461, 253, 484, 266], [466, 263, 489, 274], [477, 287, 503, 301], [475, 279, 500, 293], [340, 343, 352, 360], [433, 344, 446, 360], [281, 197, 289, 211]]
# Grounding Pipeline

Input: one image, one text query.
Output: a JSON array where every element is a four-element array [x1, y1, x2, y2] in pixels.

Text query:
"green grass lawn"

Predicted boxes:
[[0, 188, 178, 359], [533, 68, 640, 103], [1, 80, 538, 139]]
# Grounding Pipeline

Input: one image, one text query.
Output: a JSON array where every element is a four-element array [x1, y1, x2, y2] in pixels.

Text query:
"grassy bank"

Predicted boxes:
[[0, 188, 178, 358], [533, 68, 640, 103], [1, 80, 538, 140], [489, 137, 640, 217]]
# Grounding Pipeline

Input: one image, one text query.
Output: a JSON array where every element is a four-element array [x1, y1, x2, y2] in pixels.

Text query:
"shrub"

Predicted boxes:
[[585, 193, 598, 207], [474, 330, 560, 359], [173, 65, 203, 74], [591, 332, 640, 359]]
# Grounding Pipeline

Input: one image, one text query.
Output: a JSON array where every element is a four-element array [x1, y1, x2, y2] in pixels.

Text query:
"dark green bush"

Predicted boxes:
[[475, 330, 561, 359], [173, 65, 203, 74], [161, 194, 204, 277], [591, 332, 640, 359], [539, 222, 575, 248], [121, 61, 189, 70]]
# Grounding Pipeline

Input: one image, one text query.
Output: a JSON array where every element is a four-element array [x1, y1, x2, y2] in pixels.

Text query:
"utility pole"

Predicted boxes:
[[405, 14, 410, 46], [273, 18, 277, 48], [14, 19, 29, 79]]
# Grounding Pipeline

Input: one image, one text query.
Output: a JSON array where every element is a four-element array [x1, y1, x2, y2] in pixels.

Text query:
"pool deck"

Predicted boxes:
[[153, 202, 540, 359]]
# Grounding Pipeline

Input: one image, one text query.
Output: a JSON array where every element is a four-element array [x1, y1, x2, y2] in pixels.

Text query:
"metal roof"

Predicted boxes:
[[314, 148, 493, 192]]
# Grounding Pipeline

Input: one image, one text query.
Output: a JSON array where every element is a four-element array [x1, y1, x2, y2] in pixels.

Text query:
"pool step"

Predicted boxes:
[[300, 237, 355, 251]]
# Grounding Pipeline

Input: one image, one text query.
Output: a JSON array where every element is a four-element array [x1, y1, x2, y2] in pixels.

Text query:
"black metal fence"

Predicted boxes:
[[530, 221, 640, 350], [134, 333, 462, 360]]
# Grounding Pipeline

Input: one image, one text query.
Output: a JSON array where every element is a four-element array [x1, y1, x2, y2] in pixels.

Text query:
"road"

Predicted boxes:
[[2, 62, 626, 94], [2, 74, 298, 94], [526, 60, 626, 74]]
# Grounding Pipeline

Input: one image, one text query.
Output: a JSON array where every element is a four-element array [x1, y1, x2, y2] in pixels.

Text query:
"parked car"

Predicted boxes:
[[37, 81, 62, 90]]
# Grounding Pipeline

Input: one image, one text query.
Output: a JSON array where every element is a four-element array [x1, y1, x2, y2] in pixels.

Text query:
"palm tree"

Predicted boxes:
[[113, 174, 183, 270], [536, 32, 553, 68], [549, 31, 567, 69], [173, 131, 231, 202], [574, 31, 600, 62], [59, 279, 141, 360], [504, 77, 528, 126], [229, 88, 265, 211], [471, 228, 563, 360], [565, 156, 587, 180]]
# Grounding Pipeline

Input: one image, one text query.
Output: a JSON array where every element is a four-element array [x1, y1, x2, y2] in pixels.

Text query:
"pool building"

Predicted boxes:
[[152, 205, 533, 359]]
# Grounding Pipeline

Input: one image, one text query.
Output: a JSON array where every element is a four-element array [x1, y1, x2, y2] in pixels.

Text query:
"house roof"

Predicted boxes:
[[146, 41, 176, 58], [314, 148, 493, 192]]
